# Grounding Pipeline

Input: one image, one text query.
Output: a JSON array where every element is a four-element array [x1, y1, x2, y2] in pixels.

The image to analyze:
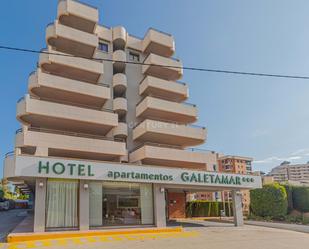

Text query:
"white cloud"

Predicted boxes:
[[254, 155, 302, 164]]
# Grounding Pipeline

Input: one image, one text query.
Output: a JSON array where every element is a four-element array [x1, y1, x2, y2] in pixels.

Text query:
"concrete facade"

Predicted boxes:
[[3, 0, 261, 232]]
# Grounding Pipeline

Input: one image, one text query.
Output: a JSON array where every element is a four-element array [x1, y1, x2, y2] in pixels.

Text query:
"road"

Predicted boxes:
[[0, 209, 28, 242]]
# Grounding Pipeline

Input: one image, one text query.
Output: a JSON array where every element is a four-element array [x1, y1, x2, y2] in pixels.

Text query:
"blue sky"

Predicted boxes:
[[1, 0, 309, 177]]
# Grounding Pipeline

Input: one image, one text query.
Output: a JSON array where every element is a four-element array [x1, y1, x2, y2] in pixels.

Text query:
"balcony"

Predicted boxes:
[[142, 28, 175, 57], [136, 96, 198, 124], [142, 54, 183, 81], [133, 119, 206, 147], [113, 73, 127, 96], [129, 143, 208, 169], [139, 76, 188, 102], [46, 21, 98, 58], [112, 122, 128, 139], [57, 0, 99, 34], [15, 128, 127, 161], [17, 95, 118, 135], [112, 26, 127, 50], [29, 69, 110, 108], [39, 48, 103, 83], [113, 50, 126, 73], [113, 97, 127, 117]]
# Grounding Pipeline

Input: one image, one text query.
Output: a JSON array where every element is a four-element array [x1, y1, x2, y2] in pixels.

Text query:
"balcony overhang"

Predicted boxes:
[[140, 76, 188, 102], [57, 0, 99, 34], [39, 49, 103, 83], [142, 54, 183, 81], [17, 95, 117, 135], [142, 28, 175, 57], [136, 96, 198, 124], [46, 21, 98, 58], [29, 69, 110, 108], [15, 129, 127, 161], [133, 119, 206, 147], [129, 144, 209, 169]]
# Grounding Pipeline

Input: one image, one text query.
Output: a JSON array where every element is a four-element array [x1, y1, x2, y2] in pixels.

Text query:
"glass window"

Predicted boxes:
[[46, 179, 78, 229], [99, 42, 109, 52], [129, 52, 140, 62], [89, 181, 153, 227]]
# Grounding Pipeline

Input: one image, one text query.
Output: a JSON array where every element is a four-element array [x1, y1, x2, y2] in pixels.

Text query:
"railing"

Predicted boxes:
[[131, 142, 182, 153], [129, 33, 143, 40], [186, 148, 214, 153], [139, 75, 187, 86], [136, 94, 196, 107], [58, 0, 98, 10], [147, 27, 172, 37], [29, 71, 36, 77], [5, 151, 15, 158], [15, 128, 22, 134], [17, 96, 25, 103], [133, 117, 206, 130], [142, 53, 181, 64], [46, 22, 54, 28], [19, 127, 125, 142], [19, 94, 114, 113]]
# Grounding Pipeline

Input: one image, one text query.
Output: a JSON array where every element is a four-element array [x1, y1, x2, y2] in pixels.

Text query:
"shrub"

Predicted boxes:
[[292, 187, 309, 213], [250, 183, 288, 218], [186, 201, 233, 217]]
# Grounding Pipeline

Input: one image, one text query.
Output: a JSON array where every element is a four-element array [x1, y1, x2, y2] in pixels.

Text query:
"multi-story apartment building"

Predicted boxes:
[[3, 0, 261, 232], [269, 162, 309, 184], [218, 156, 253, 215]]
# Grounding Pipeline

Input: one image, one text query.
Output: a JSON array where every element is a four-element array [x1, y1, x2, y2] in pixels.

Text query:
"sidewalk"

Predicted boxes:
[[0, 209, 28, 242], [245, 220, 309, 234]]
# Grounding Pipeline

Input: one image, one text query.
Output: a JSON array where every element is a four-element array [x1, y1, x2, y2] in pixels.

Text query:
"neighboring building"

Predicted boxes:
[[218, 156, 253, 215], [269, 162, 309, 184], [3, 0, 261, 232]]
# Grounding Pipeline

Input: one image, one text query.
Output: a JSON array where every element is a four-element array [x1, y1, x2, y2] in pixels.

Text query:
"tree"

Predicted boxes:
[[292, 187, 309, 213], [250, 183, 288, 218]]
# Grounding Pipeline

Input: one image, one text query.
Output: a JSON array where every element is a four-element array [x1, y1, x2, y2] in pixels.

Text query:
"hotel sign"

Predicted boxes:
[[13, 156, 262, 189]]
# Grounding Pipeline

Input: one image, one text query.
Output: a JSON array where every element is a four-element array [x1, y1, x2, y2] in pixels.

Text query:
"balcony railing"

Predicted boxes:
[[18, 94, 114, 112], [136, 94, 196, 107], [147, 27, 172, 37], [142, 53, 181, 64], [58, 0, 98, 10], [132, 116, 205, 129], [17, 127, 125, 142], [138, 75, 187, 86], [5, 151, 15, 158], [131, 142, 182, 153]]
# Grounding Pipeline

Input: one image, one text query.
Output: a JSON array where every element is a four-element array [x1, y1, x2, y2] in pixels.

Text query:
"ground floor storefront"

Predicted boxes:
[[3, 155, 262, 232]]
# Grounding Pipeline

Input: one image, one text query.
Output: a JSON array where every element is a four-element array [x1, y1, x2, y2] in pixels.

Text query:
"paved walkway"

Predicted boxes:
[[0, 209, 28, 242], [1, 221, 309, 249], [245, 220, 309, 233]]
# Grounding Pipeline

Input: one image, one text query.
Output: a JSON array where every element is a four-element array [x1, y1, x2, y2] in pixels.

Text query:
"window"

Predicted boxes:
[[46, 179, 78, 229], [98, 42, 109, 52], [129, 52, 140, 62], [89, 181, 153, 226]]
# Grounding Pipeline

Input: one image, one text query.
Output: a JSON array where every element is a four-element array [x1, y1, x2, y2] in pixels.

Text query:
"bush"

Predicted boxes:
[[186, 201, 233, 217], [282, 184, 294, 213], [292, 187, 309, 213], [250, 183, 288, 218]]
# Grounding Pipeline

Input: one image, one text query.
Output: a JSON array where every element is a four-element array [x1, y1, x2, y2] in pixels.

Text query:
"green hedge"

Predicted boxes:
[[250, 183, 288, 218], [186, 201, 233, 217], [292, 187, 309, 213]]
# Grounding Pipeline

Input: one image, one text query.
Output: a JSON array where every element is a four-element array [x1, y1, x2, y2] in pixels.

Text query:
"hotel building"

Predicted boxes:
[[3, 0, 261, 232]]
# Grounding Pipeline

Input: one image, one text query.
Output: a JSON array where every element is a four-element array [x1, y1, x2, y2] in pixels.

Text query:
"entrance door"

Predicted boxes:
[[167, 191, 186, 219], [102, 183, 141, 226]]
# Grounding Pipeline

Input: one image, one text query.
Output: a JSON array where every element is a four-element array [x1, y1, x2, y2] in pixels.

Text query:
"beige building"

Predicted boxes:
[[269, 162, 309, 184], [3, 0, 261, 232]]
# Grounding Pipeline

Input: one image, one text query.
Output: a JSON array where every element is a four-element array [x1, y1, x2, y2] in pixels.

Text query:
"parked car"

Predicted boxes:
[[0, 200, 10, 211]]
